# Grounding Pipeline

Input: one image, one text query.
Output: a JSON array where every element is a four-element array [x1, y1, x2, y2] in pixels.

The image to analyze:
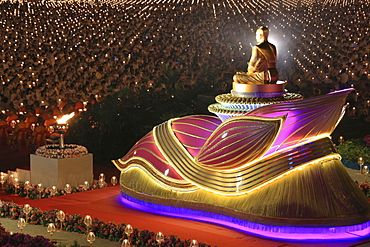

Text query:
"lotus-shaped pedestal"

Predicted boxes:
[[114, 88, 370, 240]]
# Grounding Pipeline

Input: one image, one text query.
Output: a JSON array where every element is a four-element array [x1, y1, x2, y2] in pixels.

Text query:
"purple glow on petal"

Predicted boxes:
[[246, 89, 353, 155], [118, 193, 370, 241], [172, 115, 221, 157]]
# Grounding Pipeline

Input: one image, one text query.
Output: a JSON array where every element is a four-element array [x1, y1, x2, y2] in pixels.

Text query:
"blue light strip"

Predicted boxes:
[[118, 192, 370, 241]]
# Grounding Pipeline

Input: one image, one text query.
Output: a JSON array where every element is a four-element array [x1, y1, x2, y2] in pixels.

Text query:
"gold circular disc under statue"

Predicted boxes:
[[233, 81, 285, 93]]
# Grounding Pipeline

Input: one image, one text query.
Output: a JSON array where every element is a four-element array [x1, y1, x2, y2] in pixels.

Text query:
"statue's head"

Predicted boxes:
[[256, 26, 269, 43]]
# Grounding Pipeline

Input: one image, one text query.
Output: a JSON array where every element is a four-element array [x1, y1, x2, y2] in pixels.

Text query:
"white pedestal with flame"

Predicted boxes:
[[30, 153, 93, 190]]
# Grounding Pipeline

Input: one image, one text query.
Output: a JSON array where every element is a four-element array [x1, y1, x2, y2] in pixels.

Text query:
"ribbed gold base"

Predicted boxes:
[[119, 156, 370, 227]]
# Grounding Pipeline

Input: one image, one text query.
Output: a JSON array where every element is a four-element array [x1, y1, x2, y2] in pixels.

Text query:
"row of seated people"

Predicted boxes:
[[14, 96, 88, 119], [2, 97, 88, 131], [3, 105, 70, 128], [5, 108, 57, 128], [0, 114, 60, 152]]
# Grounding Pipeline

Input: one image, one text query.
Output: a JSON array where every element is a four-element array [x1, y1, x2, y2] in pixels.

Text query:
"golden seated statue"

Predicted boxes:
[[234, 26, 278, 85], [233, 71, 265, 85]]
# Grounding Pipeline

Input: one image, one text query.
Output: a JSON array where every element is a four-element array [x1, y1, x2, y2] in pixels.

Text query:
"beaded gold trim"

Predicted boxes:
[[215, 93, 303, 105]]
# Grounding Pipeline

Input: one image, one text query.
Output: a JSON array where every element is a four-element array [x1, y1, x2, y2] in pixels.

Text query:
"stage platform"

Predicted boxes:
[[1, 183, 369, 247]]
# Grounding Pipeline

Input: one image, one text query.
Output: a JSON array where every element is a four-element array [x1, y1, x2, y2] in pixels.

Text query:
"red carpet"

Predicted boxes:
[[1, 187, 370, 247], [1, 187, 286, 247]]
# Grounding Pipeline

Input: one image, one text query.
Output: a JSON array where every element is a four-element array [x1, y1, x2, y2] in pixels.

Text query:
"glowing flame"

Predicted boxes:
[[56, 112, 75, 124]]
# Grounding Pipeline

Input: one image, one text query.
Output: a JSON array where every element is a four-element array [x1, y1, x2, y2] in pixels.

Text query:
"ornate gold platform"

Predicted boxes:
[[232, 81, 285, 93]]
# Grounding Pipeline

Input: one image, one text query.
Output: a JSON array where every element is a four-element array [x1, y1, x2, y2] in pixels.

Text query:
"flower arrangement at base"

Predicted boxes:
[[35, 144, 88, 159], [0, 201, 210, 247], [356, 181, 370, 199], [0, 223, 56, 246], [364, 134, 370, 147]]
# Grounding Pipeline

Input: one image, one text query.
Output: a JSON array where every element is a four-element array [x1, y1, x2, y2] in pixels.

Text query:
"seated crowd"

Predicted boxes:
[[0, 0, 369, 148], [0, 111, 49, 152]]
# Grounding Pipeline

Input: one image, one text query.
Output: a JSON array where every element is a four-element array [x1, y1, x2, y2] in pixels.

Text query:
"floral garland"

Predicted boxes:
[[35, 144, 88, 159], [0, 201, 210, 247], [6, 180, 106, 200]]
